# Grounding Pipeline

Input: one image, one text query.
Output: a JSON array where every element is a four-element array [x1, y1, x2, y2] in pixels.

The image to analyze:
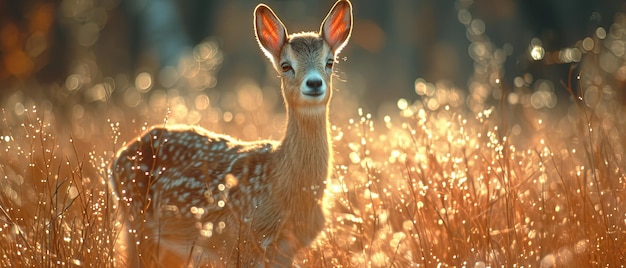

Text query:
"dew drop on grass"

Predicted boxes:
[[71, 259, 83, 266], [349, 151, 361, 164], [402, 220, 413, 231], [540, 253, 555, 268]]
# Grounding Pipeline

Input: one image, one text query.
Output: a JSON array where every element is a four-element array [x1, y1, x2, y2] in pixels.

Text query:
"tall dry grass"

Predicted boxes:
[[303, 82, 626, 266], [1, 72, 625, 267], [0, 107, 118, 267]]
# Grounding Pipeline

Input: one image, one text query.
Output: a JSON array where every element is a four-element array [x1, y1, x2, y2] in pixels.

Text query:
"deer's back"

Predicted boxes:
[[110, 126, 282, 260]]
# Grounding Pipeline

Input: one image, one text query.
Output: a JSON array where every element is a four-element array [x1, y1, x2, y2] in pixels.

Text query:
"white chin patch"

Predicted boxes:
[[300, 93, 325, 102]]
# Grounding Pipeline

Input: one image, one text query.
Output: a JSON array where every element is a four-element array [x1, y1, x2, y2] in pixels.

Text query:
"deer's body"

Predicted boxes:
[[109, 1, 352, 267]]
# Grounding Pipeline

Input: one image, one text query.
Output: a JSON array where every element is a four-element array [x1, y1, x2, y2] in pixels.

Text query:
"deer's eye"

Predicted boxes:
[[326, 59, 334, 69], [281, 62, 293, 72]]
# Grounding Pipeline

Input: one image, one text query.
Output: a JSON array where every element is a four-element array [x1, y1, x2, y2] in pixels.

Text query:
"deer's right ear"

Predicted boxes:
[[254, 4, 287, 62]]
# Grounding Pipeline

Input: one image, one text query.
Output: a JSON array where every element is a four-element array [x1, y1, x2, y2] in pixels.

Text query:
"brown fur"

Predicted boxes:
[[109, 1, 352, 267]]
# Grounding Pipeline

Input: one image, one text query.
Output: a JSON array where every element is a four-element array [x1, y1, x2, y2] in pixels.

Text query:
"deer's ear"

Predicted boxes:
[[320, 0, 353, 54], [254, 4, 288, 62]]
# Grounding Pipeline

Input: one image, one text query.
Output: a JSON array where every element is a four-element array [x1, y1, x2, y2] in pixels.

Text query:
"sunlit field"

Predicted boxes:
[[2, 2, 626, 268]]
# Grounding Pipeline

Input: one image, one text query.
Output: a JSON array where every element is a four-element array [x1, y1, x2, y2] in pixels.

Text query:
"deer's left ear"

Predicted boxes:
[[320, 0, 353, 54]]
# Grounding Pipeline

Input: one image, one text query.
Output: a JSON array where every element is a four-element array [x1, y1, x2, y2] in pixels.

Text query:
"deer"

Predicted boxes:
[[109, 1, 352, 267]]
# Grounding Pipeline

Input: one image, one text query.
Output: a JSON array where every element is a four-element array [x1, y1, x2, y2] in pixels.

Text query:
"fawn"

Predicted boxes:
[[109, 1, 352, 267]]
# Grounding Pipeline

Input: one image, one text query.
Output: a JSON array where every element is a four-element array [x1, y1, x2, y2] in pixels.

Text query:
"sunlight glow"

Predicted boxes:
[[2, 2, 626, 267], [530, 45, 544, 61]]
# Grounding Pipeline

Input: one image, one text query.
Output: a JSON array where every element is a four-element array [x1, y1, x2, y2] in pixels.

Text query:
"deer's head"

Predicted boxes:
[[254, 1, 352, 115]]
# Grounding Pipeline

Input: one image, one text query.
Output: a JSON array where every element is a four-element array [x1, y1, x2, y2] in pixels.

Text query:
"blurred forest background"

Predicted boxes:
[[1, 0, 625, 120], [2, 1, 626, 266]]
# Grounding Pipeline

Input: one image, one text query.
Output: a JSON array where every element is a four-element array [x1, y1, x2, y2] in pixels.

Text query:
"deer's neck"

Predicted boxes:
[[273, 108, 331, 200]]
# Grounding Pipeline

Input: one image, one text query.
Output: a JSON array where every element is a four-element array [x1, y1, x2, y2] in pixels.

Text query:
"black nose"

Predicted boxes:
[[306, 79, 323, 90]]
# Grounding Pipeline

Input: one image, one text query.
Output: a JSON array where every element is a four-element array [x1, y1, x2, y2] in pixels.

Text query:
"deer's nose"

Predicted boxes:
[[306, 79, 323, 90], [305, 78, 323, 96]]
